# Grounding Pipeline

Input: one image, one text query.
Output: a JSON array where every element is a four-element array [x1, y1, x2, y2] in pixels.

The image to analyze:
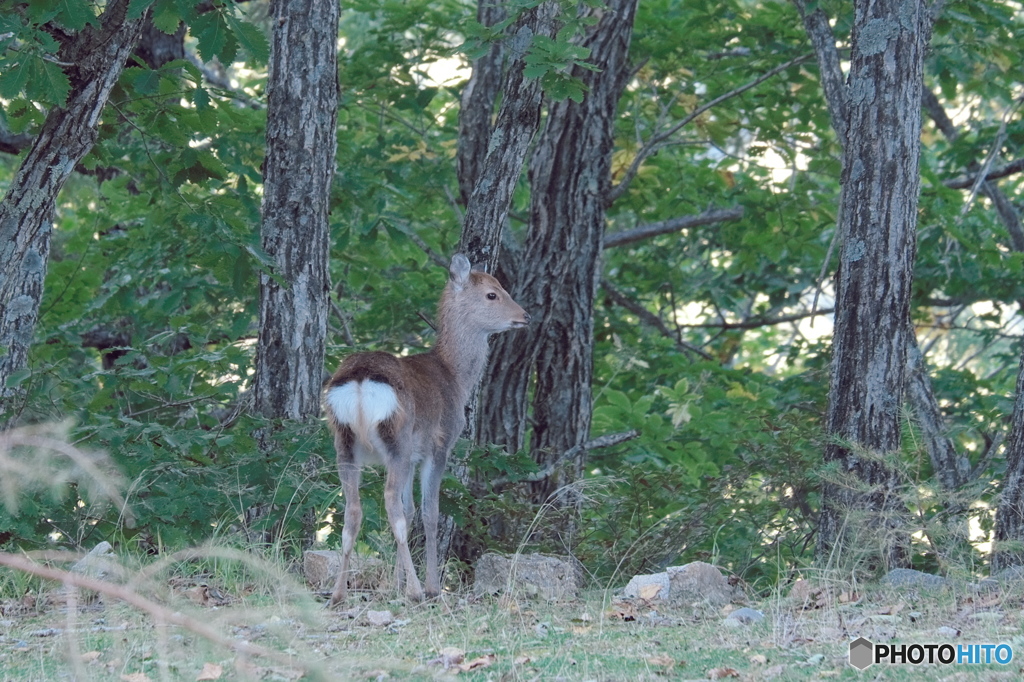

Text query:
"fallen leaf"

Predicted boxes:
[[647, 654, 675, 668], [707, 667, 740, 679], [185, 585, 210, 606], [749, 654, 768, 665], [513, 655, 532, 666], [427, 647, 465, 670], [81, 651, 102, 663], [877, 602, 904, 615], [196, 662, 223, 680], [458, 654, 496, 672], [837, 590, 860, 604]]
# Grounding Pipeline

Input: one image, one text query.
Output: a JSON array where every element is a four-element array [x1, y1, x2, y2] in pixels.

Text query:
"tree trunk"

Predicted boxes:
[[0, 0, 145, 428], [442, 0, 558, 567], [993, 343, 1024, 572], [455, 0, 507, 211], [457, 2, 558, 274], [477, 0, 638, 511], [813, 0, 931, 569], [253, 0, 339, 423]]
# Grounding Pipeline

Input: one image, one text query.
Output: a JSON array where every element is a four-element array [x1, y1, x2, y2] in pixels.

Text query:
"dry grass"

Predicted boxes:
[[3, 553, 1024, 681], [3, 425, 1023, 680]]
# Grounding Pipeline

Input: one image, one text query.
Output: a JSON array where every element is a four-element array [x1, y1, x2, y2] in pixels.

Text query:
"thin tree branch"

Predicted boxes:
[[944, 157, 1024, 190], [600, 279, 714, 360], [792, 0, 848, 144], [492, 429, 640, 486], [905, 337, 970, 491], [972, 430, 1006, 482], [0, 125, 34, 155], [329, 299, 355, 346], [602, 207, 745, 249], [923, 87, 1024, 277], [606, 53, 812, 205], [676, 307, 835, 330]]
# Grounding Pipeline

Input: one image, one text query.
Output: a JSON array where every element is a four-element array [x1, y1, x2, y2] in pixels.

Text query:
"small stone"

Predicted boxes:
[[880, 568, 950, 590], [968, 611, 1004, 622], [366, 610, 394, 627], [724, 607, 765, 626], [473, 553, 582, 601], [935, 626, 960, 638]]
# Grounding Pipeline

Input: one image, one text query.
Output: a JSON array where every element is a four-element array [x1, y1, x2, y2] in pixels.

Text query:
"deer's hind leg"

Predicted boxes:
[[329, 426, 362, 607], [380, 422, 425, 602], [419, 446, 448, 599]]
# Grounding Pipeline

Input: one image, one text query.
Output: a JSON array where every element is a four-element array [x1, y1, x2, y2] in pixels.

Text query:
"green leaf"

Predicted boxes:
[[36, 59, 71, 107], [55, 0, 96, 31], [150, 0, 181, 34], [191, 84, 211, 109], [0, 58, 31, 99], [131, 67, 161, 95], [127, 0, 156, 19], [225, 14, 270, 65], [193, 11, 237, 63]]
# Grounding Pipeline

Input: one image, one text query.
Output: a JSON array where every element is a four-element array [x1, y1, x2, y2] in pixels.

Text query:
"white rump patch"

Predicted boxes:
[[326, 380, 400, 426]]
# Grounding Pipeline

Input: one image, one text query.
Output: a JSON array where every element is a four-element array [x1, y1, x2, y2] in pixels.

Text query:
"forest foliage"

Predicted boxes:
[[1, 0, 1023, 589]]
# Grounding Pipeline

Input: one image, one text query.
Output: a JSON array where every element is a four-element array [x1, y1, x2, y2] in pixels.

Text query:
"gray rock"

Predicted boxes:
[[66, 542, 119, 604], [724, 607, 765, 626], [666, 562, 744, 607], [623, 572, 670, 600], [303, 550, 385, 591], [880, 568, 950, 590], [992, 565, 1024, 582], [472, 553, 582, 601], [366, 610, 393, 627], [70, 542, 117, 580]]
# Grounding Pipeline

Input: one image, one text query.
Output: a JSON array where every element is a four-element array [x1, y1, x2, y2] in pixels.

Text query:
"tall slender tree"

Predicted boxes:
[[252, 0, 339, 423], [796, 0, 935, 567]]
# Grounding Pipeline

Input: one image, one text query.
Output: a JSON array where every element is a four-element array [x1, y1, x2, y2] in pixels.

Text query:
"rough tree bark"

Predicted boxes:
[[442, 0, 559, 565], [0, 0, 145, 428], [796, 0, 934, 568], [252, 0, 339, 423], [456, 2, 559, 274], [455, 0, 507, 211], [993, 346, 1024, 571], [477, 0, 639, 509]]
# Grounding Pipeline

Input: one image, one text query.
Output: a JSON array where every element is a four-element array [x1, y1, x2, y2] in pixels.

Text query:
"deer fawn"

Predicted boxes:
[[324, 254, 530, 604]]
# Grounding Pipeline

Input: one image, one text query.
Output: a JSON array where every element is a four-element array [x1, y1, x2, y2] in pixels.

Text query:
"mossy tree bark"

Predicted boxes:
[[253, 0, 339, 423], [796, 0, 935, 569], [0, 0, 145, 428]]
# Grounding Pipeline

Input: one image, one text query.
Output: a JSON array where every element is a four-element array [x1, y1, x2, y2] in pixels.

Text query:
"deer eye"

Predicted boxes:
[[486, 292, 498, 300]]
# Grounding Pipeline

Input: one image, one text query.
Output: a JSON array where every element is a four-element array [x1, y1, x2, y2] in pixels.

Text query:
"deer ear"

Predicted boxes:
[[449, 253, 471, 290]]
